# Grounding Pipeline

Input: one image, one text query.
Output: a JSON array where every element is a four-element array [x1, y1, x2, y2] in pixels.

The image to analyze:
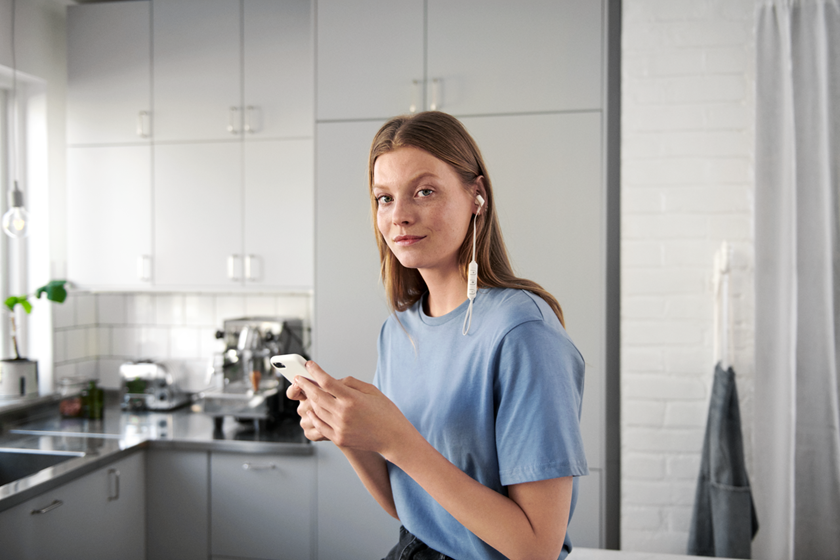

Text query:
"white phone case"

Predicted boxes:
[[270, 354, 313, 385]]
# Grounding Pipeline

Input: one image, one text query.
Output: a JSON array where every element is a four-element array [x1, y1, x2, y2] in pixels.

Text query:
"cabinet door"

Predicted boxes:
[[461, 112, 604, 545], [244, 0, 314, 139], [316, 0, 424, 121], [154, 143, 243, 287], [153, 0, 241, 142], [210, 452, 315, 560], [427, 0, 603, 116], [0, 451, 145, 560], [244, 139, 314, 289], [146, 449, 209, 560], [315, 122, 400, 560], [67, 1, 151, 145], [67, 145, 152, 289]]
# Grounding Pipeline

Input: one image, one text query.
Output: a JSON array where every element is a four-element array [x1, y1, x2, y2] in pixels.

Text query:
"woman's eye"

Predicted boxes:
[[377, 194, 393, 205], [417, 188, 433, 198]]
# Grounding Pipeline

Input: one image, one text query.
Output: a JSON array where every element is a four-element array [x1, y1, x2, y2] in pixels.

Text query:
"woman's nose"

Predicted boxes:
[[391, 198, 414, 224]]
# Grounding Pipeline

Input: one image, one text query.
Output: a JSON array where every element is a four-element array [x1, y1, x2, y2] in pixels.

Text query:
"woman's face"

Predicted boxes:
[[372, 146, 476, 278]]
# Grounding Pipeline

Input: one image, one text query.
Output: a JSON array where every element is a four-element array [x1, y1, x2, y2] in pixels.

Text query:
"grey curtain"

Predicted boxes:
[[754, 1, 840, 559]]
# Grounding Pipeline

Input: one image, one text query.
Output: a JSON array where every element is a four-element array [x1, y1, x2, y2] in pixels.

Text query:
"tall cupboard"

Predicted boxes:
[[314, 0, 620, 555]]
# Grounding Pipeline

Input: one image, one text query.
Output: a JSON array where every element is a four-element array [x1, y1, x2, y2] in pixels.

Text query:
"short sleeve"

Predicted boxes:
[[494, 320, 589, 486]]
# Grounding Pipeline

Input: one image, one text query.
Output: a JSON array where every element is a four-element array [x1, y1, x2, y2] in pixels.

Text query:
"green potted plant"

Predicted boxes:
[[1, 280, 67, 397]]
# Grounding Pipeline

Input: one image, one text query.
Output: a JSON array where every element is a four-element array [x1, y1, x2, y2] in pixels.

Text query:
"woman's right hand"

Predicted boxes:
[[286, 379, 330, 442]]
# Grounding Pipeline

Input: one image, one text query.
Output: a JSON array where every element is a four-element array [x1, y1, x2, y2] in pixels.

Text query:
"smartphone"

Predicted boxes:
[[270, 354, 314, 385]]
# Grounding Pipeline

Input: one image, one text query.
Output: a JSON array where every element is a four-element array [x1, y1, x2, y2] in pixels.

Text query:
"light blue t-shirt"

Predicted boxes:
[[374, 288, 588, 560]]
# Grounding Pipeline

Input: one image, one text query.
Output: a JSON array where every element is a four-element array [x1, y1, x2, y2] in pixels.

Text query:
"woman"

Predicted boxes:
[[288, 112, 588, 560]]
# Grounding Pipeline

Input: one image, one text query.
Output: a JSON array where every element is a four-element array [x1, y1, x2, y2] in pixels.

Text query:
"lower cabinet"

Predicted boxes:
[[0, 451, 145, 560], [146, 449, 210, 560], [211, 451, 316, 560]]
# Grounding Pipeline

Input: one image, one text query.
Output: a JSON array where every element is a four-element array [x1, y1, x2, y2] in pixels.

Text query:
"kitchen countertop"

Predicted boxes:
[[0, 392, 311, 512]]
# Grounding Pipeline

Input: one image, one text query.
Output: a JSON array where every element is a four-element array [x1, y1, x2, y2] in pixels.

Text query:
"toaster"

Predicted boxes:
[[120, 361, 191, 411]]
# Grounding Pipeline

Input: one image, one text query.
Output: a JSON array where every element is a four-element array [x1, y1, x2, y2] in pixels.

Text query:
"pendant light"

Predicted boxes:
[[3, 0, 29, 239]]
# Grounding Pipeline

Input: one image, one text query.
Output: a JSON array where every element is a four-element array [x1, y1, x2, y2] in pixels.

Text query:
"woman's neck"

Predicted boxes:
[[421, 267, 468, 317]]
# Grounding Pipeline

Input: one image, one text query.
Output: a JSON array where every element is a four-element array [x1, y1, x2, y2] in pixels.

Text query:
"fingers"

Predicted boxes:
[[286, 381, 306, 401]]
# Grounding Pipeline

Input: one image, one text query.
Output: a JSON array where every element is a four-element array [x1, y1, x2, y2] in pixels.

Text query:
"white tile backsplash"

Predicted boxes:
[[53, 291, 311, 394], [156, 294, 185, 326], [185, 295, 215, 326], [75, 294, 97, 326], [97, 294, 126, 324], [245, 294, 276, 317]]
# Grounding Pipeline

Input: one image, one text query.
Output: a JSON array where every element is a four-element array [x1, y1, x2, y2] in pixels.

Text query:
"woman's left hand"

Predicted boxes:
[[292, 360, 413, 456]]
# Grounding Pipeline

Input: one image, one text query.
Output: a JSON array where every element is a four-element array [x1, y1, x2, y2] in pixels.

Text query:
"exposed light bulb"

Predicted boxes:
[[3, 185, 30, 238]]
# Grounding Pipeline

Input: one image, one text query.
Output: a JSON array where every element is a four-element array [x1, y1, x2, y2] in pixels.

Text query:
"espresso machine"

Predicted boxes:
[[201, 317, 307, 430]]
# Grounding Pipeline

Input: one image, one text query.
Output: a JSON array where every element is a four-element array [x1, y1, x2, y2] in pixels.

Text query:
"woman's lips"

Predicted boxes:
[[393, 235, 426, 246]]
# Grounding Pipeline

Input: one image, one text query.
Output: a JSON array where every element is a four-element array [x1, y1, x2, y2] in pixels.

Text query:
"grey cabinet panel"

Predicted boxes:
[[314, 120, 391, 379], [210, 452, 315, 560], [316, 0, 425, 121], [427, 0, 603, 115], [461, 112, 605, 469], [146, 449, 209, 560]]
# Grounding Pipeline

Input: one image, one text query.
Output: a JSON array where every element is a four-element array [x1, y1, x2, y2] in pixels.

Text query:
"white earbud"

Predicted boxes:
[[463, 194, 484, 335]]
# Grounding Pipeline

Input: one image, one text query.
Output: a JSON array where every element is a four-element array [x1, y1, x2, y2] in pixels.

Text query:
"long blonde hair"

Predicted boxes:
[[368, 111, 565, 327]]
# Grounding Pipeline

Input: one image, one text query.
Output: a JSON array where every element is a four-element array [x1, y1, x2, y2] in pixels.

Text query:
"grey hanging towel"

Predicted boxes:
[[688, 363, 758, 558]]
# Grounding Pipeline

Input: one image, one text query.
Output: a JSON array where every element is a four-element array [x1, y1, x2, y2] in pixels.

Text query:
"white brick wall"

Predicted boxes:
[[621, 0, 755, 553]]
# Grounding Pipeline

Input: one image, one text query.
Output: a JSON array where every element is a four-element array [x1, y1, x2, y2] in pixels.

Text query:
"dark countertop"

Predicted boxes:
[[0, 391, 311, 513]]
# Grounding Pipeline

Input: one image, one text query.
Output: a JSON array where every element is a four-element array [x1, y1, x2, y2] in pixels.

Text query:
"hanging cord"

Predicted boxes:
[[462, 210, 480, 335], [10, 0, 18, 187], [713, 242, 732, 370]]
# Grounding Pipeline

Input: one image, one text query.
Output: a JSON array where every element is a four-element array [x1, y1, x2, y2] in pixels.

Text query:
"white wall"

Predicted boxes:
[[621, 0, 756, 553], [0, 0, 68, 391]]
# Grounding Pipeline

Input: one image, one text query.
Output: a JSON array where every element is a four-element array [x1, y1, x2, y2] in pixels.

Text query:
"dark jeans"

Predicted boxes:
[[382, 526, 454, 560]]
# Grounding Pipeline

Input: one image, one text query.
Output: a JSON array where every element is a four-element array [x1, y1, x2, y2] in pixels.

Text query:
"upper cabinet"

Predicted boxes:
[[153, 0, 313, 142], [66, 1, 151, 145], [66, 0, 315, 292], [316, 0, 602, 121]]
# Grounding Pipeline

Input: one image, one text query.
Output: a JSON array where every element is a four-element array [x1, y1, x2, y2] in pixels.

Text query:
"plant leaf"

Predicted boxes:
[[4, 296, 32, 314], [35, 280, 68, 304]]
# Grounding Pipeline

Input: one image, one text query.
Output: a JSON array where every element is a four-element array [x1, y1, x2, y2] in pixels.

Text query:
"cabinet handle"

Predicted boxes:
[[227, 254, 242, 281], [136, 111, 150, 138], [410, 80, 422, 114], [31, 499, 63, 515], [137, 254, 152, 282], [244, 254, 259, 281], [228, 106, 240, 134], [429, 78, 441, 111], [244, 106, 256, 133], [108, 468, 120, 501], [242, 462, 277, 471]]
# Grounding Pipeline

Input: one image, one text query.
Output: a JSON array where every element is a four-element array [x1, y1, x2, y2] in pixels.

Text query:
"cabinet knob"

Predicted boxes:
[[108, 468, 121, 501], [244, 106, 257, 133], [410, 80, 422, 114]]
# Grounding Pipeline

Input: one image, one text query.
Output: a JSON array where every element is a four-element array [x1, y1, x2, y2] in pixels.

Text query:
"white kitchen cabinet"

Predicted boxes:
[[244, 0, 314, 139], [66, 145, 152, 290], [316, 0, 601, 121], [0, 451, 145, 560], [210, 451, 316, 560], [152, 0, 241, 142], [154, 140, 313, 290], [146, 449, 209, 560], [153, 142, 242, 287], [67, 1, 151, 145], [154, 0, 313, 142], [244, 139, 314, 289]]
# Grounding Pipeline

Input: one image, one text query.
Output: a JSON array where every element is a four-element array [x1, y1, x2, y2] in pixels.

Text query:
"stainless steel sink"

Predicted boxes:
[[0, 450, 85, 487]]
